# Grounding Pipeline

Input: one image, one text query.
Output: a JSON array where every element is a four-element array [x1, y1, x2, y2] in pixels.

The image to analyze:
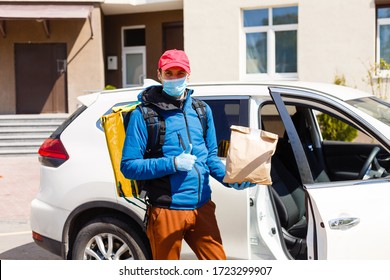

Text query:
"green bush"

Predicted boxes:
[[316, 74, 357, 142], [317, 114, 357, 141], [334, 74, 346, 86], [104, 85, 116, 90]]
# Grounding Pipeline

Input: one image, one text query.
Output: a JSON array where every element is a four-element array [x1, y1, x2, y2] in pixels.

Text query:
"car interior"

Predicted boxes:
[[261, 105, 309, 259], [208, 98, 390, 260], [261, 103, 390, 259]]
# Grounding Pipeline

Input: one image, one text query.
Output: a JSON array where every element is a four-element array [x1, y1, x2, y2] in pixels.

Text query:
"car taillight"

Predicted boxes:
[[32, 231, 43, 242], [38, 138, 69, 167]]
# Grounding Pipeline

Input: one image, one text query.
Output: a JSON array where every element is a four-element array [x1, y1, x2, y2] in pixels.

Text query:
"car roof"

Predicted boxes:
[[79, 80, 373, 107], [187, 81, 372, 101]]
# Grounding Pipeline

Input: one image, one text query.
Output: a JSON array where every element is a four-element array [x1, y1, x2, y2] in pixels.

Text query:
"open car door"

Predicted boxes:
[[304, 179, 390, 259], [269, 87, 390, 259]]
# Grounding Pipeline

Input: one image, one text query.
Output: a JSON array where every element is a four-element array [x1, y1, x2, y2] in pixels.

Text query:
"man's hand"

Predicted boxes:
[[228, 182, 256, 190], [175, 144, 197, 171]]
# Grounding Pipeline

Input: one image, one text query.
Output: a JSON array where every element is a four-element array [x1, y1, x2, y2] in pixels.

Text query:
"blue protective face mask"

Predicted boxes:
[[162, 76, 188, 97]]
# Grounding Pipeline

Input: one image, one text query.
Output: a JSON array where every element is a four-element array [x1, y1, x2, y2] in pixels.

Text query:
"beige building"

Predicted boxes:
[[0, 0, 389, 115], [0, 0, 105, 114], [186, 0, 389, 100]]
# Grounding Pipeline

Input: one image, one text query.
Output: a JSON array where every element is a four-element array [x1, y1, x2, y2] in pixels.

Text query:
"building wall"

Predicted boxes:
[[298, 0, 375, 92], [1, 0, 388, 115], [67, 7, 105, 112], [184, 0, 298, 83], [104, 10, 183, 88], [184, 0, 383, 97], [0, 6, 104, 114]]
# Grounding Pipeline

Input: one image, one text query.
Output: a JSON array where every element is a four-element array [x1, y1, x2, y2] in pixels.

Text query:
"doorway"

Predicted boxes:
[[162, 21, 184, 51], [15, 43, 67, 114]]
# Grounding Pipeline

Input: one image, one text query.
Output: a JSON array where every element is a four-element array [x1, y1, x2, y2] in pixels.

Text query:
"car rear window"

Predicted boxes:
[[51, 105, 87, 139]]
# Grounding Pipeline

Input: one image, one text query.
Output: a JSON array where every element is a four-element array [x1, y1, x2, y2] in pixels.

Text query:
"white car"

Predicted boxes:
[[30, 80, 390, 260]]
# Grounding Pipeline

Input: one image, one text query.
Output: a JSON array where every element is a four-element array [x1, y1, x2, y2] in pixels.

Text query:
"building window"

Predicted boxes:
[[243, 6, 298, 79], [122, 26, 146, 87], [377, 7, 390, 70]]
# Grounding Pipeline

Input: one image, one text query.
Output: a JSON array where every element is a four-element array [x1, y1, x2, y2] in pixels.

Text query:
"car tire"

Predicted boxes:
[[72, 216, 150, 260]]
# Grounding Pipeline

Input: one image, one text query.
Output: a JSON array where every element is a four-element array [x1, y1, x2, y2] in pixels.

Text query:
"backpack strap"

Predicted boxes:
[[191, 98, 208, 139], [138, 104, 165, 157], [138, 99, 207, 156]]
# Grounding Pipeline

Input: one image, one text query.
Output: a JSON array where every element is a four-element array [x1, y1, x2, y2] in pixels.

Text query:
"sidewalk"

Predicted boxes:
[[0, 155, 40, 225], [0, 155, 57, 259]]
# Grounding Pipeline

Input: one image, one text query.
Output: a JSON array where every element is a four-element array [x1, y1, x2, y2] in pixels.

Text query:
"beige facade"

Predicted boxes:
[[0, 3, 104, 114], [184, 0, 389, 100], [0, 0, 183, 114], [298, 0, 375, 92], [67, 7, 105, 113], [0, 0, 389, 115]]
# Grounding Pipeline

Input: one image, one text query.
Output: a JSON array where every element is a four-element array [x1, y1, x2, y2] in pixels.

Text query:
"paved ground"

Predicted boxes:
[[0, 155, 61, 259], [0, 155, 39, 222]]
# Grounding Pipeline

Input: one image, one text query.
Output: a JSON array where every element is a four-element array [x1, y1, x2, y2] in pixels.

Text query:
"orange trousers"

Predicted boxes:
[[146, 200, 226, 260]]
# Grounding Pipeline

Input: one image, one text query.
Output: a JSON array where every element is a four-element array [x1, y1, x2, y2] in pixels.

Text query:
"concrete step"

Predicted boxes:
[[0, 114, 68, 156], [0, 140, 43, 147], [0, 132, 51, 139], [0, 125, 61, 132], [0, 148, 40, 156], [0, 113, 68, 121]]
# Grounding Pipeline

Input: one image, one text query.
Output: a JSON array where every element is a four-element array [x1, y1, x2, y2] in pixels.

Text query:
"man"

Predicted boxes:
[[121, 49, 253, 260]]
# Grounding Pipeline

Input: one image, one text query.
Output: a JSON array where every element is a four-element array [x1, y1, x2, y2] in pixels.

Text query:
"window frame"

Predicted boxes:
[[241, 6, 298, 81], [377, 7, 390, 77], [121, 26, 146, 87]]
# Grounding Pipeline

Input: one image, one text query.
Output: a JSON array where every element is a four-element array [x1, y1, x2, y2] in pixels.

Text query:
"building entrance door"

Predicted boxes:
[[15, 43, 67, 114], [163, 21, 183, 51]]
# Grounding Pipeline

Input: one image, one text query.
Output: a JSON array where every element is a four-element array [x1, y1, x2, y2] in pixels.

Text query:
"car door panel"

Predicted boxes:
[[212, 175, 250, 259], [269, 86, 390, 260], [305, 180, 390, 259], [180, 175, 250, 259]]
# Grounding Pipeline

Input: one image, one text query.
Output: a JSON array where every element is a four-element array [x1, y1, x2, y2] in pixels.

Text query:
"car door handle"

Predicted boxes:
[[328, 217, 360, 230]]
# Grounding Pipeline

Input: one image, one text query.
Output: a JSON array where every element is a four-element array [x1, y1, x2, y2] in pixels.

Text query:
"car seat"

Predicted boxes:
[[270, 155, 307, 259], [284, 110, 331, 182]]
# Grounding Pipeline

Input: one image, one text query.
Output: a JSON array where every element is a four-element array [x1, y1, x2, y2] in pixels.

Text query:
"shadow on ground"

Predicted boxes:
[[0, 242, 62, 260]]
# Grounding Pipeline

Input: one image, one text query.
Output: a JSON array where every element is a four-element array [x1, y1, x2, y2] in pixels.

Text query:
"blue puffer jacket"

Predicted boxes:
[[120, 85, 226, 210]]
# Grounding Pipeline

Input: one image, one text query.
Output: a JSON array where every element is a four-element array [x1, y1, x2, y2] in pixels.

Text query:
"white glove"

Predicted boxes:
[[175, 144, 197, 171]]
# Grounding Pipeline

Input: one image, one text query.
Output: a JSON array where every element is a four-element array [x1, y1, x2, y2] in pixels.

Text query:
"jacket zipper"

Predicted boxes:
[[178, 133, 186, 151], [183, 111, 202, 205]]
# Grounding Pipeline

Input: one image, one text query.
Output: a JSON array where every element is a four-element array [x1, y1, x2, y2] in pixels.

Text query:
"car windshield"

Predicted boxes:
[[347, 97, 390, 127]]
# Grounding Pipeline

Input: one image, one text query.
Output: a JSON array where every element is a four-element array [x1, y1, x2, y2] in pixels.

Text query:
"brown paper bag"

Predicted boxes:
[[223, 125, 278, 185]]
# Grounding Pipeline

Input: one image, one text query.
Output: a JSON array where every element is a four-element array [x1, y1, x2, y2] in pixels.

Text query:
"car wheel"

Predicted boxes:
[[72, 216, 150, 260]]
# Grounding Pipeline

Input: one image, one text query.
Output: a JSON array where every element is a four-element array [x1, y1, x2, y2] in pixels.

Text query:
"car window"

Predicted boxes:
[[261, 101, 390, 183], [203, 99, 249, 157], [52, 104, 87, 138], [313, 109, 389, 181], [260, 103, 296, 137], [347, 96, 390, 127], [314, 109, 381, 145]]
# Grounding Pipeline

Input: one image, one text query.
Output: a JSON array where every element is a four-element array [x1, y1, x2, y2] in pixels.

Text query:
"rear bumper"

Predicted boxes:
[[30, 198, 70, 259], [32, 231, 64, 258]]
